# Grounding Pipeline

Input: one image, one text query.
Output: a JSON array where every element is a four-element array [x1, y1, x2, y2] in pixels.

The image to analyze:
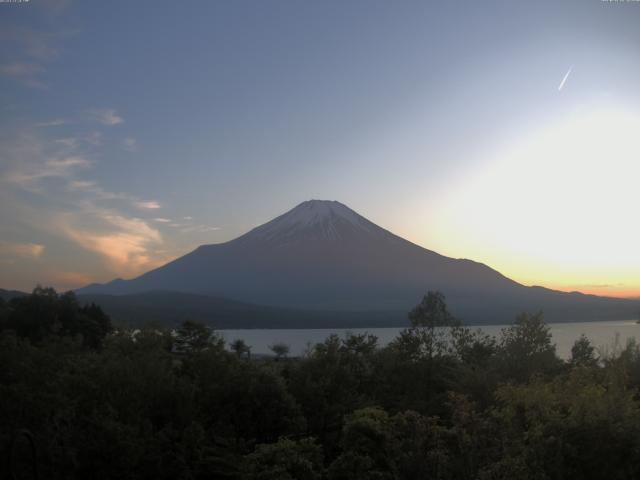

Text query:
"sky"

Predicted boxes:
[[1, 0, 640, 297]]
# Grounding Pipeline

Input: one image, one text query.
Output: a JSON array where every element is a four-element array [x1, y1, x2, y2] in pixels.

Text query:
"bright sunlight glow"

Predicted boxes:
[[433, 106, 640, 297]]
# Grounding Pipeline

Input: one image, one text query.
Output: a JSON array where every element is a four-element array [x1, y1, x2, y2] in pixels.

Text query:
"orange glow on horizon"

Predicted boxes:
[[532, 284, 640, 300], [416, 105, 640, 303]]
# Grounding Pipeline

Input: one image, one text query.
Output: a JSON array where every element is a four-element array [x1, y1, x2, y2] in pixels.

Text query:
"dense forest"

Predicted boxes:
[[3, 288, 640, 479]]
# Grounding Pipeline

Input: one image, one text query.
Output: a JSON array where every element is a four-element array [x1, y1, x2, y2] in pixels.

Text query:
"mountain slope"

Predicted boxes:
[[77, 200, 638, 324]]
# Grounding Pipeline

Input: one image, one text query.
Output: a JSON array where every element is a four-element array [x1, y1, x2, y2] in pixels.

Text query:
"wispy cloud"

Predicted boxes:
[[0, 62, 48, 89], [5, 155, 91, 188], [45, 270, 94, 289], [1, 134, 74, 190], [0, 25, 69, 89], [90, 108, 124, 126], [163, 218, 219, 233], [68, 180, 97, 190], [84, 131, 103, 146], [61, 212, 164, 274], [0, 128, 182, 283], [47, 156, 89, 170], [67, 179, 131, 201], [0, 242, 45, 259], [55, 137, 79, 148], [1, 133, 155, 211], [0, 62, 45, 77], [37, 0, 74, 15], [0, 27, 59, 62], [51, 132, 102, 149], [180, 224, 221, 233], [35, 118, 67, 127], [135, 200, 161, 210]]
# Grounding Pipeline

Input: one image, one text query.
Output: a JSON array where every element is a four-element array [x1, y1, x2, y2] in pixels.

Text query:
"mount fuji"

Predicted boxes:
[[77, 200, 638, 325]]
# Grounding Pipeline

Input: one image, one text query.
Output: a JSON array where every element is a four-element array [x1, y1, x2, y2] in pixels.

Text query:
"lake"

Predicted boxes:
[[219, 320, 640, 359]]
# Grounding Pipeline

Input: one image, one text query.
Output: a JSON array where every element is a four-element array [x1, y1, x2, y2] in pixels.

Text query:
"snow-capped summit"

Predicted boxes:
[[244, 200, 378, 243], [278, 200, 366, 227]]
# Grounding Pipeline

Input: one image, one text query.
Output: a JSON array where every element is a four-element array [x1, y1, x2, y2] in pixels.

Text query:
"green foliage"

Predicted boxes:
[[4, 289, 640, 479], [406, 291, 459, 360], [183, 348, 305, 448], [327, 407, 398, 480], [487, 370, 640, 478], [328, 407, 456, 480], [570, 334, 598, 368], [497, 311, 562, 381], [1, 286, 112, 348], [244, 437, 323, 480], [393, 409, 452, 479], [174, 319, 224, 354], [287, 333, 380, 457], [451, 326, 497, 366]]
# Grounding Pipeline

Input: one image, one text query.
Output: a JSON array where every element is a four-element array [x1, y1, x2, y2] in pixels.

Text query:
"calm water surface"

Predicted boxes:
[[220, 321, 640, 359]]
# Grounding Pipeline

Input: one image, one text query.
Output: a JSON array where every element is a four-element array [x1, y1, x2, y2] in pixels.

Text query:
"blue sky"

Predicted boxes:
[[2, 0, 640, 295]]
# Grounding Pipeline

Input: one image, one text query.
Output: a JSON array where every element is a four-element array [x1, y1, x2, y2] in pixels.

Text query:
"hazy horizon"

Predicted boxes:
[[2, 1, 640, 297]]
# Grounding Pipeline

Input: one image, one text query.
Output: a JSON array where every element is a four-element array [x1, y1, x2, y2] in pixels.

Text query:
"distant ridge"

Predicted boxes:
[[0, 288, 28, 301], [77, 291, 402, 329], [77, 200, 639, 325]]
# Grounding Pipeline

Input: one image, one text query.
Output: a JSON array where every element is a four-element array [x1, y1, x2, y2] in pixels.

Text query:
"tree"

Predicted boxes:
[[0, 296, 9, 331], [451, 327, 496, 366], [406, 291, 459, 360], [377, 292, 461, 414], [191, 358, 305, 445], [244, 437, 323, 480], [409, 291, 456, 329], [487, 371, 640, 479], [2, 286, 112, 348], [449, 327, 500, 408], [230, 338, 251, 359], [393, 409, 453, 479], [269, 342, 290, 360], [77, 301, 112, 348], [570, 335, 598, 368], [287, 333, 380, 457], [174, 320, 222, 354], [327, 407, 398, 480], [497, 312, 561, 381], [340, 332, 378, 356]]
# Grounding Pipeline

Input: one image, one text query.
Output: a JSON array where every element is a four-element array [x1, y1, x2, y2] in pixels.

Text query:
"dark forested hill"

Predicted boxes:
[[0, 288, 27, 301], [77, 291, 401, 329]]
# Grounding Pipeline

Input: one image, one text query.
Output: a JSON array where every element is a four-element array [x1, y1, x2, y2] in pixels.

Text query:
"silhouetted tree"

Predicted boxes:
[[406, 291, 459, 360], [174, 319, 223, 354], [570, 335, 598, 368], [77, 301, 112, 348], [230, 338, 251, 359], [1, 286, 112, 348], [269, 342, 290, 360], [497, 311, 561, 382], [409, 291, 456, 328], [340, 332, 378, 356]]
